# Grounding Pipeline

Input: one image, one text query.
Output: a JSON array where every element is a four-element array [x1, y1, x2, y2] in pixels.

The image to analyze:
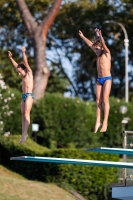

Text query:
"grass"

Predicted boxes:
[[0, 165, 75, 200]]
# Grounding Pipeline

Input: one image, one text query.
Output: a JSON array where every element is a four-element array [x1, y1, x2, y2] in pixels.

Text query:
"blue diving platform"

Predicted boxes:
[[10, 156, 133, 168], [84, 147, 133, 155]]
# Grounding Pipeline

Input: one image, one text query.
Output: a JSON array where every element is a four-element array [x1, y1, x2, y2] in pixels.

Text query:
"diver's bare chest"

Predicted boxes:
[[22, 75, 30, 84], [97, 56, 105, 66]]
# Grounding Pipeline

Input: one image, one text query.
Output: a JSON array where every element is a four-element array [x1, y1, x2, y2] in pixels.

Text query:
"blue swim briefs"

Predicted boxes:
[[97, 76, 112, 85], [22, 93, 34, 102]]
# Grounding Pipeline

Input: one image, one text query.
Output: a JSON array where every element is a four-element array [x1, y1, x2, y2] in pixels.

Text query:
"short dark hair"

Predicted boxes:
[[17, 62, 26, 70], [92, 39, 102, 48]]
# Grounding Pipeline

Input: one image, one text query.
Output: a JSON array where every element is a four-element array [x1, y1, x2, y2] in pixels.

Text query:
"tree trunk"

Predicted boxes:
[[33, 33, 50, 102], [16, 0, 62, 101]]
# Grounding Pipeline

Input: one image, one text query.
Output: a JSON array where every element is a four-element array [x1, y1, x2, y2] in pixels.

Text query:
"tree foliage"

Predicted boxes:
[[0, 0, 64, 101], [0, 0, 133, 100], [49, 0, 133, 100]]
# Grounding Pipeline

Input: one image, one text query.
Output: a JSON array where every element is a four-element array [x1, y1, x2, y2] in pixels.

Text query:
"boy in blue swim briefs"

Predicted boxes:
[[8, 46, 34, 143], [79, 28, 112, 133]]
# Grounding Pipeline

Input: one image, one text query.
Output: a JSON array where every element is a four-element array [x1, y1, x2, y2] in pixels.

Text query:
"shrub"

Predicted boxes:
[[1, 86, 133, 149], [0, 74, 22, 135], [31, 93, 133, 149], [31, 93, 97, 148], [0, 135, 119, 200]]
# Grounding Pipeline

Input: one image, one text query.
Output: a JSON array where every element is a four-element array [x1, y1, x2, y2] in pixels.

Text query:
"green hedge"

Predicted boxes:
[[0, 135, 119, 200], [98, 97, 133, 147], [31, 93, 97, 148], [1, 89, 133, 149], [0, 87, 22, 134], [31, 93, 133, 149]]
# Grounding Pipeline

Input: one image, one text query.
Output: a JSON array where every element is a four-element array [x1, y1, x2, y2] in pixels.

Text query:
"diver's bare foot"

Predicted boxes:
[[100, 123, 108, 132], [94, 123, 102, 133], [19, 134, 28, 144]]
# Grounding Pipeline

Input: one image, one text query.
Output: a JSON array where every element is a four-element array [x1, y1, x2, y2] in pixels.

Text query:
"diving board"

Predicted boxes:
[[10, 156, 133, 168], [84, 147, 133, 155]]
